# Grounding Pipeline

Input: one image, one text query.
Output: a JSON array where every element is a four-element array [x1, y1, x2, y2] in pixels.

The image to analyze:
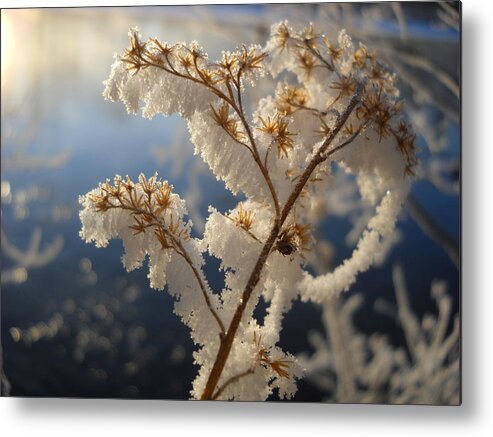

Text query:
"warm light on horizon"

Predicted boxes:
[[1, 11, 15, 85]]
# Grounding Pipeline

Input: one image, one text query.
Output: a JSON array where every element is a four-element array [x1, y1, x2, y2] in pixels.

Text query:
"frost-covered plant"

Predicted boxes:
[[299, 265, 459, 405], [79, 22, 416, 400]]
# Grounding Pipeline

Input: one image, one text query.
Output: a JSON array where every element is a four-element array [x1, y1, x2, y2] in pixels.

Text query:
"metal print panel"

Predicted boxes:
[[1, 2, 460, 404]]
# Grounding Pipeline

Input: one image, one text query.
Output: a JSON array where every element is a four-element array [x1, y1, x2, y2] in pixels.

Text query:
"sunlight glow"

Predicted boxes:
[[1, 12, 15, 83]]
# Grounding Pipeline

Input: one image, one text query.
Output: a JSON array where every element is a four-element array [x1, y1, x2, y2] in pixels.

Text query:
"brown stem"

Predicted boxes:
[[224, 215, 264, 244], [200, 83, 364, 400], [290, 101, 341, 118], [138, 51, 284, 339], [105, 200, 226, 335], [211, 110, 255, 155], [303, 40, 335, 72], [232, 71, 281, 221], [144, 57, 236, 108], [176, 242, 226, 335], [212, 368, 255, 400], [290, 35, 335, 72], [147, 52, 281, 221], [263, 142, 273, 169]]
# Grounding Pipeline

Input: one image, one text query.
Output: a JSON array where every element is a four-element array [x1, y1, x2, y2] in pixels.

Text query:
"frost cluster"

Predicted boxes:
[[80, 23, 416, 400], [299, 265, 459, 405]]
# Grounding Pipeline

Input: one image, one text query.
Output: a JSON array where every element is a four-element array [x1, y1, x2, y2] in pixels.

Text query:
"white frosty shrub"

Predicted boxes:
[[299, 265, 459, 405], [80, 22, 417, 400]]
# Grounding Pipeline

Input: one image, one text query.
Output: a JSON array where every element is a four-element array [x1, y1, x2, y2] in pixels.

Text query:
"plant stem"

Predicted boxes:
[[200, 84, 364, 400], [231, 72, 281, 220], [103, 199, 226, 336], [405, 194, 459, 268], [212, 368, 255, 400], [145, 45, 282, 224], [176, 242, 226, 335]]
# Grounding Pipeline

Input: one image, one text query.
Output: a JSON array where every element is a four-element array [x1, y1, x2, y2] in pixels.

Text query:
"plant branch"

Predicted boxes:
[[290, 35, 335, 72], [323, 299, 357, 402], [211, 368, 255, 400], [232, 70, 281, 221], [224, 215, 264, 244], [145, 58, 236, 108], [303, 40, 335, 72], [288, 101, 340, 118], [406, 194, 459, 269], [199, 83, 364, 400], [103, 200, 225, 336], [175, 241, 226, 336], [389, 50, 459, 99], [143, 45, 282, 222]]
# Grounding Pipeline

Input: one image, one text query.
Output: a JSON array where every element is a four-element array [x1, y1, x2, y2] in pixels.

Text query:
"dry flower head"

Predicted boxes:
[[254, 331, 292, 379], [275, 223, 312, 256], [87, 174, 190, 251]]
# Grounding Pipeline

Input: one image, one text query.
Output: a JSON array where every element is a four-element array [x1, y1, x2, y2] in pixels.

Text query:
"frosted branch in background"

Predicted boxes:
[[1, 227, 64, 285], [299, 264, 459, 405]]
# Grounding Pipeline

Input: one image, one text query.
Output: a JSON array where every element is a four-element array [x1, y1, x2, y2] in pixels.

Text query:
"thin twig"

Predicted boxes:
[[105, 201, 226, 335], [406, 194, 459, 269], [175, 242, 226, 335], [142, 42, 282, 222], [391, 51, 459, 99], [321, 123, 365, 159], [212, 368, 255, 400], [296, 36, 335, 72], [224, 215, 264, 244], [231, 73, 281, 220]]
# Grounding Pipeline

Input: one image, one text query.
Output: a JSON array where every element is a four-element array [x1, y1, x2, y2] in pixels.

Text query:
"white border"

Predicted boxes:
[[6, 0, 299, 7]]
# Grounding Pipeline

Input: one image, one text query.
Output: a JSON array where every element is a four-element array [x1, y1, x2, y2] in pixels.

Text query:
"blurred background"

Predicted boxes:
[[1, 3, 459, 403]]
